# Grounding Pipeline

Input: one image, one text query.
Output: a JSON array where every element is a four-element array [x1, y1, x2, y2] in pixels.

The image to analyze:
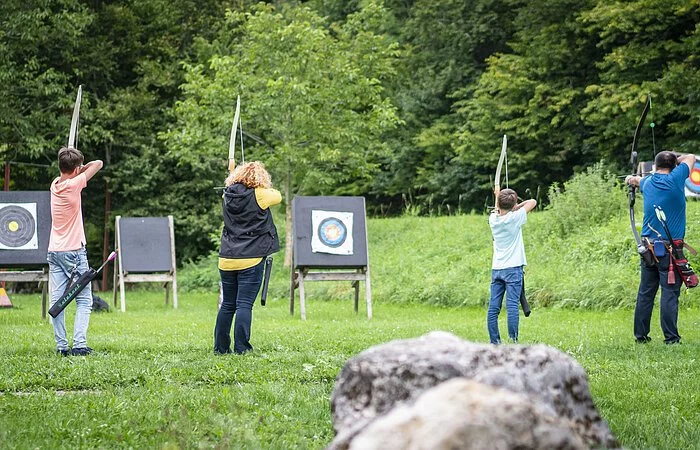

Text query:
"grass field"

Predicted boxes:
[[1, 291, 698, 449]]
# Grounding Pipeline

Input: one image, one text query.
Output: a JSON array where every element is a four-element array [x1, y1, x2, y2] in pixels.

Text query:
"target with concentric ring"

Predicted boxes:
[[317, 218, 348, 248], [0, 203, 38, 249], [685, 161, 700, 195]]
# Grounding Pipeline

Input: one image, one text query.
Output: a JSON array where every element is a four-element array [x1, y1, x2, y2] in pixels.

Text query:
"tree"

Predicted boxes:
[[166, 2, 401, 266]]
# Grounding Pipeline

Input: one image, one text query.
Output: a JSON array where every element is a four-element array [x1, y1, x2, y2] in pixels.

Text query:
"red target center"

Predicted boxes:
[[691, 169, 700, 185]]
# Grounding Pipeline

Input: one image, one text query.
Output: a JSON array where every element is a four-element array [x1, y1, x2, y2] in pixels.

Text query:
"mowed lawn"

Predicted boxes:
[[0, 292, 698, 449]]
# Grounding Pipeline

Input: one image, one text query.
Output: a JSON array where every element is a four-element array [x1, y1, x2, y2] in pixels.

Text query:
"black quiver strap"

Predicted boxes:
[[48, 269, 97, 318]]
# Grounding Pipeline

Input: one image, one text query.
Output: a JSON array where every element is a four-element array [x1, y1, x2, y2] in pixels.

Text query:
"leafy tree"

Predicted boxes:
[[167, 2, 400, 266], [453, 0, 600, 209], [580, 0, 700, 163], [0, 0, 95, 186]]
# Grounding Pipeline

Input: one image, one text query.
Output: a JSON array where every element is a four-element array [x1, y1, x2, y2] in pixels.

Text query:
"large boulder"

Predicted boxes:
[[328, 332, 618, 449], [347, 378, 588, 450]]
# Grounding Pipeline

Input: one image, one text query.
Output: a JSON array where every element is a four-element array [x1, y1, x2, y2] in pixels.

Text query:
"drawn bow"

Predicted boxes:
[[68, 85, 82, 148], [493, 134, 508, 210], [628, 94, 655, 263], [228, 95, 245, 174]]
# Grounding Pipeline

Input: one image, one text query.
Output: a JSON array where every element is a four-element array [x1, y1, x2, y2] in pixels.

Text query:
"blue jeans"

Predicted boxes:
[[214, 261, 264, 354], [634, 252, 681, 343], [47, 248, 92, 351], [487, 266, 523, 344]]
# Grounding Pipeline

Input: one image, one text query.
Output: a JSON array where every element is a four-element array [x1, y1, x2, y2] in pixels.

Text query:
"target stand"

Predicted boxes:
[[0, 192, 51, 318], [112, 216, 178, 312], [289, 196, 372, 320]]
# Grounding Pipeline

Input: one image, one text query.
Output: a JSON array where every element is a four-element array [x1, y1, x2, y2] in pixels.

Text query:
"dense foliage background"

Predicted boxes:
[[2, 0, 699, 267]]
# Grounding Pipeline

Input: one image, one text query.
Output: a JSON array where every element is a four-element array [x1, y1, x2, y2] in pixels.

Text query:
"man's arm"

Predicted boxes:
[[80, 160, 104, 182], [513, 199, 537, 213], [678, 153, 696, 171]]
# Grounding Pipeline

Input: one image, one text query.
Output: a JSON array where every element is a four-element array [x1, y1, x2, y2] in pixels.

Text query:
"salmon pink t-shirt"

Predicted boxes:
[[48, 173, 87, 252]]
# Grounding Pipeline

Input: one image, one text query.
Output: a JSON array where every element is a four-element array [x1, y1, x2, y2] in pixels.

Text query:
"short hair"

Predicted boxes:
[[655, 151, 678, 171], [225, 161, 272, 189], [58, 147, 84, 173], [498, 189, 518, 211]]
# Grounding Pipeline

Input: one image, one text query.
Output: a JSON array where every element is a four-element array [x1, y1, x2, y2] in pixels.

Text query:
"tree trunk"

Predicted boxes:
[[284, 169, 293, 268]]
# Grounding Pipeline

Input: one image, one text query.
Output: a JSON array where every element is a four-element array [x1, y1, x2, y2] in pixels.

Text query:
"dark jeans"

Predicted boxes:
[[487, 266, 523, 344], [214, 261, 264, 354], [634, 252, 681, 344]]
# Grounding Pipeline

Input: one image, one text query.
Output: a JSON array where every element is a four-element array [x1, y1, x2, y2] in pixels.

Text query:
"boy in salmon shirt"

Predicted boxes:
[[48, 147, 103, 356]]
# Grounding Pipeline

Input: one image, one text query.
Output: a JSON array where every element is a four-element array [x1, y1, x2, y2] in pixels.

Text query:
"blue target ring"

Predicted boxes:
[[685, 161, 700, 194], [317, 218, 347, 248]]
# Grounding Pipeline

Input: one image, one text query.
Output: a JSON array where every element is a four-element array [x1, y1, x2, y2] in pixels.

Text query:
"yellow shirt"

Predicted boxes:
[[218, 187, 282, 271]]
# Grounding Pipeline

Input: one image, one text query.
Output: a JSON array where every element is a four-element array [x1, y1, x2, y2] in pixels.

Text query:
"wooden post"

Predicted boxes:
[[42, 267, 48, 319], [299, 268, 307, 320], [115, 216, 126, 312], [289, 268, 295, 315], [168, 215, 178, 309], [353, 280, 359, 313], [101, 180, 111, 291]]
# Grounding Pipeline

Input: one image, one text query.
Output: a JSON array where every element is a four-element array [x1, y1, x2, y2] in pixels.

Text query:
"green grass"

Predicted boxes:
[[1, 292, 699, 449]]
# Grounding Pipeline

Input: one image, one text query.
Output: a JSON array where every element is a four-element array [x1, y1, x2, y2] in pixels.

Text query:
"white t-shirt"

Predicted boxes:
[[489, 208, 527, 270]]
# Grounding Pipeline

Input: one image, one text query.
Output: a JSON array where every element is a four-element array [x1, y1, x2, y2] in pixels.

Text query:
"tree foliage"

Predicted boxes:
[[2, 0, 699, 265]]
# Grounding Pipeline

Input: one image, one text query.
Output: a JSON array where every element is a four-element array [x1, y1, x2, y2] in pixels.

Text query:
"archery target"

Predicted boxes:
[[311, 210, 353, 255], [685, 161, 700, 197], [0, 203, 39, 250]]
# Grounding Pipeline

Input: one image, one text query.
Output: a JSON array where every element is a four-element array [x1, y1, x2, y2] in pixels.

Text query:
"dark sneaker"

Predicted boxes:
[[635, 336, 652, 344], [664, 339, 681, 345], [71, 347, 93, 356], [57, 349, 70, 357]]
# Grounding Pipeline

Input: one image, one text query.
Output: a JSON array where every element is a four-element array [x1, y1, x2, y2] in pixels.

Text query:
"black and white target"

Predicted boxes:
[[0, 203, 39, 250], [311, 210, 354, 255], [685, 160, 700, 198]]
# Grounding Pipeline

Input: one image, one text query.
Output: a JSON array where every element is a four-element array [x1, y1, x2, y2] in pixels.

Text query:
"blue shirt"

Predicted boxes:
[[639, 164, 689, 240], [489, 208, 527, 269]]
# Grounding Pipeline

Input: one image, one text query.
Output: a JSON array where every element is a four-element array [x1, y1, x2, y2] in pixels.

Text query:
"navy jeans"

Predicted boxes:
[[487, 266, 523, 344], [634, 252, 681, 344], [214, 261, 264, 354]]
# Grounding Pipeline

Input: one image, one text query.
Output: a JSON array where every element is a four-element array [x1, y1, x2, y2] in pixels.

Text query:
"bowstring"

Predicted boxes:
[[239, 115, 245, 164], [504, 150, 509, 189], [649, 94, 656, 158]]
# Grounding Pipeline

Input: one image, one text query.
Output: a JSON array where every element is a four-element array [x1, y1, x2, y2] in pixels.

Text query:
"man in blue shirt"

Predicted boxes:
[[626, 151, 696, 344]]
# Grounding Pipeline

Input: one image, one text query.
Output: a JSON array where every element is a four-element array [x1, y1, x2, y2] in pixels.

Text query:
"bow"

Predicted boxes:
[[228, 95, 244, 174], [628, 94, 655, 264], [493, 134, 508, 209], [68, 85, 82, 148]]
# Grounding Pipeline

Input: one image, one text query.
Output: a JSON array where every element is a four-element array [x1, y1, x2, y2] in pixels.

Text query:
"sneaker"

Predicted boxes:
[[664, 339, 681, 345], [57, 349, 70, 357], [71, 347, 93, 356], [635, 336, 652, 344]]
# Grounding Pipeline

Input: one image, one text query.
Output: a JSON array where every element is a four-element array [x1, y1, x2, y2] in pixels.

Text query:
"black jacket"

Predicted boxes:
[[218, 183, 280, 259]]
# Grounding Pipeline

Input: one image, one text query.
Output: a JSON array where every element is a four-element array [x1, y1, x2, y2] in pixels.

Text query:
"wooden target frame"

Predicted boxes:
[[112, 216, 178, 312], [289, 196, 372, 320], [0, 191, 51, 318]]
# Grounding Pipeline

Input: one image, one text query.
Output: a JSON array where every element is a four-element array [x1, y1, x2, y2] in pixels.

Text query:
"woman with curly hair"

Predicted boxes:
[[215, 161, 281, 354]]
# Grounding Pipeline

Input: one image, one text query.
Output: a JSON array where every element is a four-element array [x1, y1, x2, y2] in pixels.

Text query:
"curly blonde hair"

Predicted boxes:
[[225, 161, 272, 189]]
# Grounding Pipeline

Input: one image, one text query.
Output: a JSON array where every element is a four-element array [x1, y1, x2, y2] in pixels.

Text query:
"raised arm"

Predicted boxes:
[[80, 160, 104, 182], [513, 199, 537, 213], [678, 153, 696, 171]]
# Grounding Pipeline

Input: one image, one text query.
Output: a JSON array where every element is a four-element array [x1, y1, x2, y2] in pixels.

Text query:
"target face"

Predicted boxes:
[[685, 161, 700, 197], [0, 203, 39, 250], [311, 210, 354, 255]]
